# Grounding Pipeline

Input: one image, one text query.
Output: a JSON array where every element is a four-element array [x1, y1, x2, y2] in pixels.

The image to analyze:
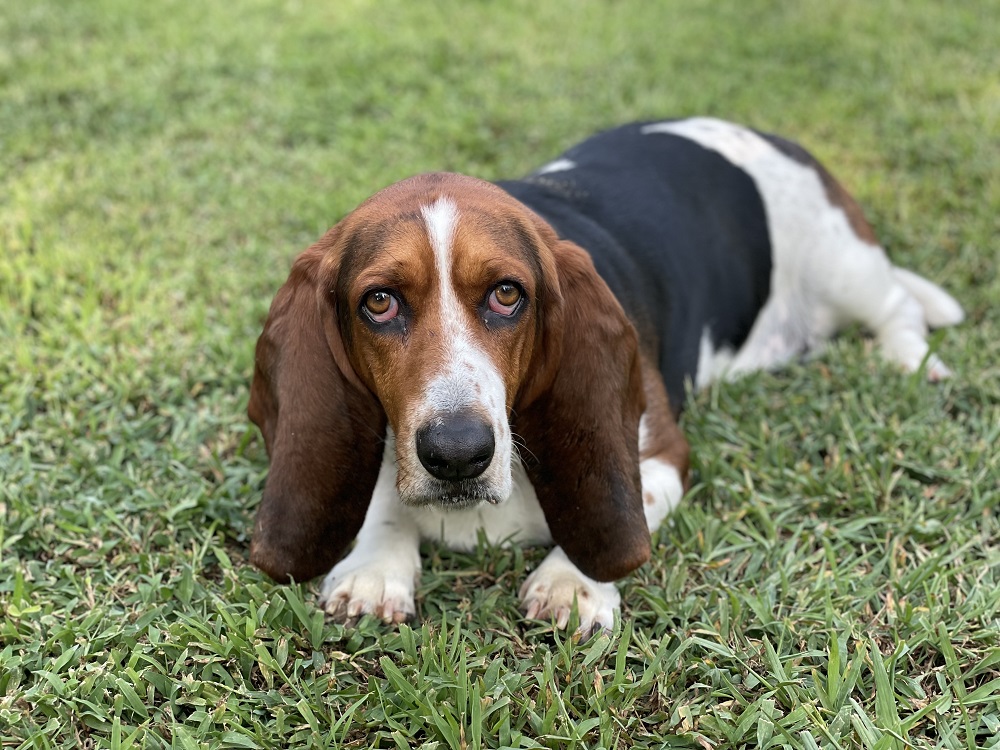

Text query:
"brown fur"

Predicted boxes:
[[248, 246, 385, 582]]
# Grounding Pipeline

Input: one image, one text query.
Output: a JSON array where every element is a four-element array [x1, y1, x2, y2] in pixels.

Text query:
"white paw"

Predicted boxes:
[[882, 336, 953, 381], [519, 548, 621, 635], [319, 555, 417, 625], [923, 354, 953, 382], [876, 295, 955, 382]]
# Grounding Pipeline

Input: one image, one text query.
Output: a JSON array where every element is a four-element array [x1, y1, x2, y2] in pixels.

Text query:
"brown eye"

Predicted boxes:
[[363, 291, 399, 323], [488, 283, 522, 315]]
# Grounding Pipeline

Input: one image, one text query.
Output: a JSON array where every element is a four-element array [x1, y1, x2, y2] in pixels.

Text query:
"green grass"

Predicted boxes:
[[1, 0, 998, 747]]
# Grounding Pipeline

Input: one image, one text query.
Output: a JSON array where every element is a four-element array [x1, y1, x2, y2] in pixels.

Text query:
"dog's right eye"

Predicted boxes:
[[363, 291, 399, 323]]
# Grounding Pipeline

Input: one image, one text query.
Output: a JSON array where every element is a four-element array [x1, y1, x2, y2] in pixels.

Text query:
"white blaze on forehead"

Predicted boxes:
[[416, 196, 513, 498], [421, 197, 459, 267], [420, 196, 481, 413], [418, 196, 504, 414]]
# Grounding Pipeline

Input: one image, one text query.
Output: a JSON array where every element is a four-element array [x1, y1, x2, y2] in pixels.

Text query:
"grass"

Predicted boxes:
[[1, 0, 998, 746]]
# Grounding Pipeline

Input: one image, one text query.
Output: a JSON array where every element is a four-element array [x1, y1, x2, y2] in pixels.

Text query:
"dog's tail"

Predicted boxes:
[[892, 267, 965, 329]]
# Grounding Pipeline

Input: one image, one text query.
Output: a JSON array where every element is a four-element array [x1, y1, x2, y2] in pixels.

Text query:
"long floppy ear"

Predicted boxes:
[[515, 235, 649, 582], [248, 243, 386, 583]]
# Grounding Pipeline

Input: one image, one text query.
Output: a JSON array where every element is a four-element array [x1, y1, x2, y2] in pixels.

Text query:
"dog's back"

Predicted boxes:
[[498, 120, 777, 406], [500, 117, 963, 400]]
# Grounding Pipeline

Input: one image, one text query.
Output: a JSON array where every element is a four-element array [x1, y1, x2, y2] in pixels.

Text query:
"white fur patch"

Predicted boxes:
[[421, 196, 459, 260], [411, 457, 551, 548], [640, 457, 684, 532], [535, 158, 576, 175], [695, 327, 736, 390]]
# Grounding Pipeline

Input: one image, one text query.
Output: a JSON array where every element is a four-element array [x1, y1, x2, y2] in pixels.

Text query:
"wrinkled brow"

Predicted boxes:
[[464, 210, 543, 279], [339, 213, 423, 271]]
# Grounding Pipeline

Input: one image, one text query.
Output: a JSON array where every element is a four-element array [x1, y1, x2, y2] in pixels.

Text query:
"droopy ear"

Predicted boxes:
[[515, 235, 649, 582], [248, 243, 385, 583]]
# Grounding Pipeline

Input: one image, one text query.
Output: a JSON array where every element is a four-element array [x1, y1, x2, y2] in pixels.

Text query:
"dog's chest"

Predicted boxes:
[[408, 461, 553, 550]]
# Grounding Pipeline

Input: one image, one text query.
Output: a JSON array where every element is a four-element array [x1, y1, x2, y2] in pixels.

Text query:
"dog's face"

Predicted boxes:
[[248, 172, 650, 584], [330, 178, 548, 508]]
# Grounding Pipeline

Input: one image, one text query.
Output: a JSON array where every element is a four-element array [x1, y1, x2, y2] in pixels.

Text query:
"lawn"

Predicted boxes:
[[1, 0, 998, 747]]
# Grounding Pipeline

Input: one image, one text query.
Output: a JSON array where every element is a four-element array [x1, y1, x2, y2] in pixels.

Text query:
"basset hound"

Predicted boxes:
[[248, 117, 963, 634]]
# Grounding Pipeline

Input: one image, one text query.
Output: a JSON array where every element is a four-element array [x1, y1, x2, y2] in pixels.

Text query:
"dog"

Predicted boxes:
[[247, 117, 963, 634]]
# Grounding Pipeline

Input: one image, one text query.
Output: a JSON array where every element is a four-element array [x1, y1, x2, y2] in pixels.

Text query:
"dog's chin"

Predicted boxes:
[[398, 477, 506, 510]]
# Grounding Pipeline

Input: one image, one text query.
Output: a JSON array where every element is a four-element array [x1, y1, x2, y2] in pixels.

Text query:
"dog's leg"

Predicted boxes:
[[809, 239, 963, 381], [638, 357, 690, 531], [723, 242, 963, 382], [520, 359, 688, 635], [872, 266, 965, 379], [319, 440, 421, 624], [864, 275, 954, 380]]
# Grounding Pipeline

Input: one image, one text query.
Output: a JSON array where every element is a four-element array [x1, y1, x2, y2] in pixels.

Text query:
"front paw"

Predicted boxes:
[[519, 550, 621, 636], [319, 558, 416, 625]]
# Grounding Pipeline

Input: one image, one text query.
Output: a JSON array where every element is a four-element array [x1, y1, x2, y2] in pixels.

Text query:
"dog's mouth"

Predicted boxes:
[[399, 477, 504, 509]]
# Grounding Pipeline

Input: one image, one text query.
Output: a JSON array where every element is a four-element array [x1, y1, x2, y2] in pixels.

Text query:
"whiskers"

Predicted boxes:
[[510, 430, 538, 466]]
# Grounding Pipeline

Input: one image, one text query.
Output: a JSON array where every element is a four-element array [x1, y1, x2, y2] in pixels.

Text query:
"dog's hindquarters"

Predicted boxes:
[[642, 118, 963, 383]]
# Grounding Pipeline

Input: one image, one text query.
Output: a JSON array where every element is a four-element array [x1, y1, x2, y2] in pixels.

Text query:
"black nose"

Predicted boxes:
[[415, 412, 495, 481]]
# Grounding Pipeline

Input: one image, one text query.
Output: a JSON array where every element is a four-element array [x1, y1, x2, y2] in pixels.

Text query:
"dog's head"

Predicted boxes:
[[248, 173, 649, 583]]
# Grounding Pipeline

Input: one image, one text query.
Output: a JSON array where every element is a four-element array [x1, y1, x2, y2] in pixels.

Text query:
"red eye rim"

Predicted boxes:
[[363, 291, 399, 323], [488, 283, 522, 316]]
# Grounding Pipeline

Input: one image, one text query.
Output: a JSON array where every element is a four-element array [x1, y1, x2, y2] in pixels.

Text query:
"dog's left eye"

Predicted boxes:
[[363, 291, 399, 323], [488, 283, 522, 316]]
